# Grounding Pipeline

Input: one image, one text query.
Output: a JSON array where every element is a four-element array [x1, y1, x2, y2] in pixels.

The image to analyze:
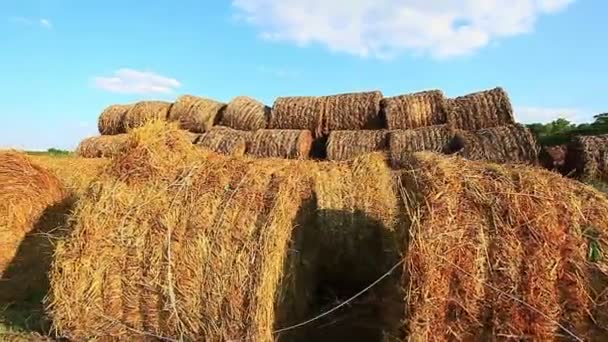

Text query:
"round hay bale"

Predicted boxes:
[[269, 91, 384, 137], [98, 104, 133, 135], [196, 128, 252, 156], [395, 152, 608, 340], [123, 101, 172, 131], [220, 96, 269, 131], [47, 156, 319, 341], [269, 96, 323, 135], [389, 125, 456, 168], [168, 95, 225, 133], [247, 129, 313, 159], [0, 151, 65, 276], [75, 135, 129, 158], [451, 124, 539, 165], [322, 90, 384, 132], [564, 134, 608, 181], [326, 130, 390, 161], [381, 90, 447, 129], [446, 87, 515, 131]]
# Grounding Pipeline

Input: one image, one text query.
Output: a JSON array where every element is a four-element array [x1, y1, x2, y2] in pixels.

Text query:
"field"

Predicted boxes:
[[2, 88, 608, 341]]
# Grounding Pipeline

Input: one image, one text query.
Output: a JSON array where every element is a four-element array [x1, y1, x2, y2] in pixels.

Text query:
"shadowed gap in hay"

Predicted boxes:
[[276, 207, 406, 342], [0, 198, 73, 335]]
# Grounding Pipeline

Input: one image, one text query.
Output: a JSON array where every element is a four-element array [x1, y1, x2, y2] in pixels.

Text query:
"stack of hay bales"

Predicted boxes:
[[0, 152, 65, 277], [451, 124, 540, 165], [565, 134, 608, 181], [446, 87, 515, 131], [123, 101, 172, 131], [97, 104, 133, 135], [75, 135, 129, 158]]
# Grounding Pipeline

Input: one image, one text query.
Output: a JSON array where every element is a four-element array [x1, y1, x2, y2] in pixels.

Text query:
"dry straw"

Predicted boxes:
[[270, 91, 383, 137], [382, 90, 447, 129], [98, 104, 133, 135], [220, 96, 269, 131], [123, 101, 172, 131], [396, 152, 608, 341], [30, 155, 108, 195], [0, 151, 65, 276], [247, 129, 313, 159], [47, 123, 320, 341], [75, 135, 129, 158], [539, 144, 567, 173], [389, 124, 456, 168], [446, 87, 515, 131], [168, 95, 225, 133], [564, 134, 608, 181], [326, 130, 390, 161], [452, 124, 540, 165], [196, 127, 252, 156]]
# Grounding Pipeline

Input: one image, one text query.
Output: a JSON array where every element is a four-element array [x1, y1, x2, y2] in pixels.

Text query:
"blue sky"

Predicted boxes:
[[0, 0, 606, 150]]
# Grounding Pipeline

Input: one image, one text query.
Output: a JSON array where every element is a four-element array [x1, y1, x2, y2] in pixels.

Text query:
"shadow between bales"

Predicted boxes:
[[275, 199, 407, 342], [0, 198, 74, 335]]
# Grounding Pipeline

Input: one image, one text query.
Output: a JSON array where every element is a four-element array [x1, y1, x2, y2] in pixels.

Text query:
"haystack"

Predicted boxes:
[[195, 128, 252, 156], [247, 129, 313, 159], [452, 124, 540, 165], [98, 104, 132, 135], [396, 152, 608, 340], [389, 125, 456, 168], [123, 101, 172, 131], [75, 135, 128, 158], [48, 139, 321, 341], [220, 96, 269, 131], [446, 87, 515, 131], [168, 95, 225, 133], [0, 152, 65, 276], [326, 130, 390, 161], [564, 134, 608, 181], [382, 90, 447, 129], [270, 91, 383, 137]]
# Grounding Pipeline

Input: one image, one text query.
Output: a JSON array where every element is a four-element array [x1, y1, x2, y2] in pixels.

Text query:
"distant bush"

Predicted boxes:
[[526, 113, 608, 147], [46, 148, 72, 156]]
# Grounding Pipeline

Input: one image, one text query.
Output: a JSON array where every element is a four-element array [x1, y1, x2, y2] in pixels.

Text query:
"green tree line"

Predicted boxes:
[[526, 113, 608, 146]]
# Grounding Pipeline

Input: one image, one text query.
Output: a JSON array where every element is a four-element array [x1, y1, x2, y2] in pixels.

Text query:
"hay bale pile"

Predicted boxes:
[[97, 104, 133, 135], [0, 152, 65, 276], [565, 134, 608, 181], [220, 96, 269, 131], [247, 129, 313, 159], [326, 130, 389, 161], [396, 152, 608, 340], [75, 135, 129, 158], [269, 91, 383, 136], [389, 125, 456, 168], [446, 87, 515, 131], [452, 124, 539, 165], [195, 127, 252, 156], [123, 101, 172, 131], [168, 95, 225, 133], [382, 90, 447, 129]]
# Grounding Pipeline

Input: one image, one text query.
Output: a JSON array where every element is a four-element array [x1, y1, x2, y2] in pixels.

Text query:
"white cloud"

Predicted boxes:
[[515, 106, 585, 124], [10, 16, 53, 29], [232, 0, 575, 59], [93, 68, 181, 94], [40, 18, 52, 29]]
